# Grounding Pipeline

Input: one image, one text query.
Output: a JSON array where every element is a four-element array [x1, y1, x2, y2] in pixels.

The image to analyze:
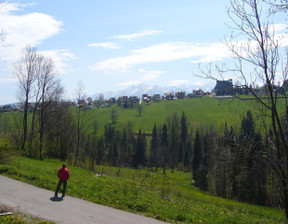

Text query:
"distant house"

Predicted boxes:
[[187, 93, 194, 98], [123, 96, 128, 102], [129, 96, 139, 104], [61, 101, 75, 108], [77, 99, 86, 108], [122, 96, 140, 108], [194, 89, 205, 97], [163, 93, 174, 100], [175, 91, 186, 99], [87, 101, 94, 109], [105, 98, 116, 105], [153, 94, 161, 102], [214, 79, 233, 96], [142, 94, 151, 103], [142, 94, 148, 101], [0, 104, 13, 112]]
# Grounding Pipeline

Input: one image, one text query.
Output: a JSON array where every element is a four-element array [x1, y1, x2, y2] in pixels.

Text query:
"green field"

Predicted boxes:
[[2, 96, 282, 137], [82, 96, 281, 136], [0, 156, 285, 223]]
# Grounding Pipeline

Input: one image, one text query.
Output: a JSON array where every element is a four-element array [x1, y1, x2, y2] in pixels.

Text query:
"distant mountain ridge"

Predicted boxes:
[[91, 83, 215, 100]]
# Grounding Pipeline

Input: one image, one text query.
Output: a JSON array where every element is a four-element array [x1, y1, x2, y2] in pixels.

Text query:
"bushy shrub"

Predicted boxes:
[[0, 138, 15, 164]]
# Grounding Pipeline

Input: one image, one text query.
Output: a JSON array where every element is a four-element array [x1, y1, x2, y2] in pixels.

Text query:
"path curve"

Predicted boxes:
[[0, 175, 168, 224]]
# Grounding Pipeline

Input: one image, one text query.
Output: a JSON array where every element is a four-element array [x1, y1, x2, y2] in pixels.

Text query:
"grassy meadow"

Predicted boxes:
[[0, 156, 285, 223], [0, 214, 53, 224], [2, 96, 284, 137], [82, 96, 282, 136]]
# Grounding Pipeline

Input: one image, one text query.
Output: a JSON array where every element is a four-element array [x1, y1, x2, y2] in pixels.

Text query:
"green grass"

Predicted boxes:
[[3, 96, 285, 137], [0, 214, 54, 224], [0, 156, 285, 223], [82, 96, 284, 136]]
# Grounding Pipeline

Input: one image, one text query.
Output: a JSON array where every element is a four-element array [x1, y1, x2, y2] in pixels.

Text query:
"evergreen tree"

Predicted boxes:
[[183, 147, 190, 171], [240, 110, 254, 140], [181, 111, 188, 144], [179, 111, 188, 165], [112, 140, 118, 166], [160, 124, 169, 174], [178, 143, 184, 164], [198, 133, 209, 190], [119, 128, 128, 166], [132, 129, 146, 168], [237, 111, 267, 205], [169, 113, 179, 172], [96, 137, 104, 164], [192, 129, 202, 186], [149, 123, 158, 169], [184, 139, 192, 171]]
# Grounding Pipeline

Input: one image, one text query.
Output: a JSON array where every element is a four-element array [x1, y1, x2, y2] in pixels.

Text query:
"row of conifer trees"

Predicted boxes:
[[71, 110, 279, 208]]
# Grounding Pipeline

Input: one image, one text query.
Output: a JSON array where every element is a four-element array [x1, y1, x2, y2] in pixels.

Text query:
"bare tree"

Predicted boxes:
[[97, 93, 105, 107], [111, 108, 119, 124], [37, 57, 63, 160], [13, 46, 39, 151], [137, 102, 143, 117], [28, 54, 44, 156], [74, 81, 87, 166], [199, 0, 288, 218], [266, 0, 288, 14], [14, 46, 64, 158]]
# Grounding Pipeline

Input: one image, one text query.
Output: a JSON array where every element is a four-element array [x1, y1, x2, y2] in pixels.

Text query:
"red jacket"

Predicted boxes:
[[57, 167, 70, 180]]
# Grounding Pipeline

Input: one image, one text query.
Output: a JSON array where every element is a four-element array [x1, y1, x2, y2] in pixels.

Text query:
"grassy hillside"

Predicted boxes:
[[0, 156, 285, 223], [83, 96, 279, 136], [2, 96, 284, 137]]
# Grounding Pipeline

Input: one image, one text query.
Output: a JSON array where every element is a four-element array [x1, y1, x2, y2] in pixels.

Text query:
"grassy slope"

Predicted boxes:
[[0, 156, 285, 223], [3, 96, 283, 136], [83, 96, 277, 136]]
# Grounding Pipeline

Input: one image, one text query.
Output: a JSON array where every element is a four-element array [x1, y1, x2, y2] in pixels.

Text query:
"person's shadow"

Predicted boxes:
[[50, 196, 64, 202]]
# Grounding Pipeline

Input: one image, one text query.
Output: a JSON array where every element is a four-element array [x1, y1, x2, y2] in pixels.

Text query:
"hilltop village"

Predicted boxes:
[[1, 79, 287, 112]]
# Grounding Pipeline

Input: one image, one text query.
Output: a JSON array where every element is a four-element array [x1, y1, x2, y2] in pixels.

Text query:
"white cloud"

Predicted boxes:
[[270, 23, 287, 33], [0, 2, 35, 14], [0, 3, 75, 75], [88, 42, 121, 49], [91, 24, 288, 74], [0, 3, 63, 61], [114, 68, 163, 87], [90, 41, 230, 73], [40, 50, 77, 74], [0, 77, 17, 84], [142, 73, 160, 81], [194, 82, 204, 86], [113, 30, 163, 41], [115, 80, 142, 87], [139, 68, 164, 81], [168, 80, 189, 86]]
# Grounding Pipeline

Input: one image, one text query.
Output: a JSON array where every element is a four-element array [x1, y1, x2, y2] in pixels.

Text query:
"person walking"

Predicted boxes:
[[55, 163, 70, 198]]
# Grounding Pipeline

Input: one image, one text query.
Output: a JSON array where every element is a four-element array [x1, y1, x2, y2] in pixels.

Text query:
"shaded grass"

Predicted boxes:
[[0, 156, 285, 223]]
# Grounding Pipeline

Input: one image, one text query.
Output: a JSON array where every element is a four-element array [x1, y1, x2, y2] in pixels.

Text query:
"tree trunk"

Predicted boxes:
[[21, 97, 29, 151]]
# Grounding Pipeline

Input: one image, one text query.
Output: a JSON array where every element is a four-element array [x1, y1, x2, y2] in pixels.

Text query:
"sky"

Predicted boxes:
[[0, 0, 287, 105]]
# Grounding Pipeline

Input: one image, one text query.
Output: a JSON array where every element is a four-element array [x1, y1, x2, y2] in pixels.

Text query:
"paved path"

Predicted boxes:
[[0, 175, 168, 224]]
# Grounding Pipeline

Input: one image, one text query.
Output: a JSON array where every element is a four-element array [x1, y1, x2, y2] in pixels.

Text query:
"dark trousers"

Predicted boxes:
[[55, 179, 67, 196]]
